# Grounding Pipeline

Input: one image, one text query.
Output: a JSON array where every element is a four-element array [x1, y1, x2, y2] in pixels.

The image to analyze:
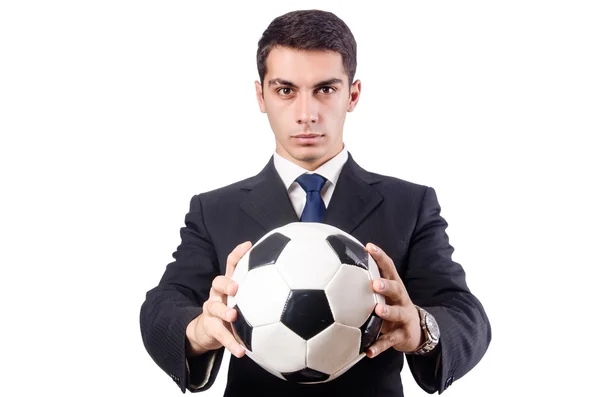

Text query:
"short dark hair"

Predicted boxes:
[[257, 10, 357, 88]]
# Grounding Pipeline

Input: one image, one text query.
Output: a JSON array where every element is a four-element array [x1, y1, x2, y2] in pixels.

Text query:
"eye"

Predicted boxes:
[[277, 87, 293, 96], [317, 86, 336, 94]]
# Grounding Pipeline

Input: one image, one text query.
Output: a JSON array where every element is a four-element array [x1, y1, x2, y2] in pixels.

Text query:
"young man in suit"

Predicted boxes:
[[140, 9, 491, 397]]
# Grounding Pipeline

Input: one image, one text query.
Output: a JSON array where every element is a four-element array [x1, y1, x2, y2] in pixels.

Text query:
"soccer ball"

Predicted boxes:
[[227, 222, 384, 383]]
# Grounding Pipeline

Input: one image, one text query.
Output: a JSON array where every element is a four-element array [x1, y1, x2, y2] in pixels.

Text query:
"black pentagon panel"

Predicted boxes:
[[248, 232, 291, 271], [281, 290, 334, 340], [326, 234, 369, 270], [282, 367, 330, 383], [359, 311, 383, 353], [231, 305, 253, 351]]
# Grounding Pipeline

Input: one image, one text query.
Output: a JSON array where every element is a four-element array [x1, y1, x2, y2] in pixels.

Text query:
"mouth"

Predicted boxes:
[[292, 134, 324, 145]]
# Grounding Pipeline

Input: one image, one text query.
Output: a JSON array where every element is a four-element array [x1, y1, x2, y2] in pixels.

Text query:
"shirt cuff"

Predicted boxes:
[[186, 350, 218, 390]]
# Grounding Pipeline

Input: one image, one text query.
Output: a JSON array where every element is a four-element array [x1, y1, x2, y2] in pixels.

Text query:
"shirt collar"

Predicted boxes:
[[273, 146, 348, 191]]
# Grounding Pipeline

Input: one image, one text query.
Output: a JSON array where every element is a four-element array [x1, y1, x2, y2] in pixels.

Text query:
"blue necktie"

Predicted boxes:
[[296, 173, 327, 222]]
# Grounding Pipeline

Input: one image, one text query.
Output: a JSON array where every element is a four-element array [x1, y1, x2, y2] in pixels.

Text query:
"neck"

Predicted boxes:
[[276, 145, 344, 171]]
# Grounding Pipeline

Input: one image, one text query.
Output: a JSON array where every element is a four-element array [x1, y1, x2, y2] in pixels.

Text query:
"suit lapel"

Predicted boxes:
[[323, 153, 383, 234], [239, 157, 299, 232], [239, 153, 383, 234]]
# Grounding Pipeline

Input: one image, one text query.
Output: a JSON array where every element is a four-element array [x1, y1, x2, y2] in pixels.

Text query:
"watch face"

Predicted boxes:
[[425, 314, 440, 338]]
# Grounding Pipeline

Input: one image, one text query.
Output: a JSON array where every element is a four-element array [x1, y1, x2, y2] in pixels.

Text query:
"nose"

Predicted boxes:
[[295, 91, 318, 125]]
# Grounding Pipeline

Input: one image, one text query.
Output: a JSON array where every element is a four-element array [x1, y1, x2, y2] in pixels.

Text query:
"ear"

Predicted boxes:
[[347, 79, 362, 112], [255, 80, 266, 113]]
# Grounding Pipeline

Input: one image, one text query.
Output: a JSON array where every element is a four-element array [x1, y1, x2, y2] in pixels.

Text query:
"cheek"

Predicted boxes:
[[265, 101, 289, 120], [265, 110, 291, 138], [272, 112, 290, 129], [325, 103, 348, 123]]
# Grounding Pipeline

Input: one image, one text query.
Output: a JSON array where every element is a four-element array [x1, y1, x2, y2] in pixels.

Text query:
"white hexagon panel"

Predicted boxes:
[[243, 348, 285, 381], [272, 221, 333, 241], [276, 238, 342, 290], [306, 323, 361, 375], [328, 352, 366, 382], [325, 264, 375, 328], [234, 265, 290, 327], [252, 322, 307, 374]]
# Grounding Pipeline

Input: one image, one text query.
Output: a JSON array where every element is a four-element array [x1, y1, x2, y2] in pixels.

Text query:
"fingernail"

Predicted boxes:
[[236, 346, 245, 357], [370, 244, 379, 253], [381, 304, 388, 315], [369, 347, 378, 357], [379, 279, 385, 290]]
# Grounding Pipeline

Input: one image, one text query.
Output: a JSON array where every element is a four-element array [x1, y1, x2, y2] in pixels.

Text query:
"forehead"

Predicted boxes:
[[265, 46, 346, 85]]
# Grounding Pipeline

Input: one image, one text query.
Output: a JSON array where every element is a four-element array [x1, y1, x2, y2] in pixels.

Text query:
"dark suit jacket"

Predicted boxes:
[[140, 153, 491, 396]]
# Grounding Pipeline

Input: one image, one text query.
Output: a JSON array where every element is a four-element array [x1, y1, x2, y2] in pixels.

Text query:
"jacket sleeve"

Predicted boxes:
[[139, 194, 225, 393], [403, 187, 492, 394]]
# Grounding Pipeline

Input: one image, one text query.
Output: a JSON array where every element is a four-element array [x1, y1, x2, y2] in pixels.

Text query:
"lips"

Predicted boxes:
[[292, 134, 323, 145]]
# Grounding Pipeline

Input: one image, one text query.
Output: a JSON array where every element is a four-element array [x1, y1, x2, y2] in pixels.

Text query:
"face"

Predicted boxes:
[[255, 46, 361, 171]]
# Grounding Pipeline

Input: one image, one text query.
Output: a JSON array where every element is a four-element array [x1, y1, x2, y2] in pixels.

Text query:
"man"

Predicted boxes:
[[140, 9, 491, 397]]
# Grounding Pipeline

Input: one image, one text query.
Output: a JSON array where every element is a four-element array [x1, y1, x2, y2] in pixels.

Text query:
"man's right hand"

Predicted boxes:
[[185, 241, 252, 359]]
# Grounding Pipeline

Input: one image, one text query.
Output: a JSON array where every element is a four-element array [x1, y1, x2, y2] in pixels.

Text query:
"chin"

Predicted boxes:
[[292, 149, 325, 163]]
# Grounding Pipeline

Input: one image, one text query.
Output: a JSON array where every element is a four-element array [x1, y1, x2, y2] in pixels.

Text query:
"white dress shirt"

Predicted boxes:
[[273, 147, 349, 219]]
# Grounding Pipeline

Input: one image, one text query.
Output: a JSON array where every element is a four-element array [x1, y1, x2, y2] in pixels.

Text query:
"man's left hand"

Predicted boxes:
[[365, 243, 424, 358]]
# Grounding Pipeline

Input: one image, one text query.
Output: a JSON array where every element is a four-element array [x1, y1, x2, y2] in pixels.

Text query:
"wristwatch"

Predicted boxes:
[[408, 305, 440, 355]]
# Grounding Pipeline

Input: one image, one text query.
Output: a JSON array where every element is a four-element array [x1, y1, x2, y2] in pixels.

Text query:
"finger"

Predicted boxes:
[[372, 278, 410, 305], [225, 241, 252, 277], [366, 329, 405, 358], [205, 299, 238, 323], [209, 287, 223, 301], [208, 284, 229, 303], [374, 301, 412, 324], [380, 320, 394, 334], [212, 275, 239, 297], [208, 319, 246, 358], [365, 243, 400, 281]]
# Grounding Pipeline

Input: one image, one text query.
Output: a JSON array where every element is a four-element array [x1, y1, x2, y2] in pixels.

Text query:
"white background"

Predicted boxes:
[[1, 1, 598, 396]]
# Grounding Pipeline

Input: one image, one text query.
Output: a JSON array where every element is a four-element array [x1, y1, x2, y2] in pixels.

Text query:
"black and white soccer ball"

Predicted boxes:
[[227, 222, 384, 384]]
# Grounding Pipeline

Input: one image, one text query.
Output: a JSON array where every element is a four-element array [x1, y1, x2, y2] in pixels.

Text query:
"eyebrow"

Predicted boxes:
[[267, 78, 344, 88]]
